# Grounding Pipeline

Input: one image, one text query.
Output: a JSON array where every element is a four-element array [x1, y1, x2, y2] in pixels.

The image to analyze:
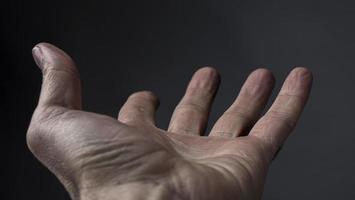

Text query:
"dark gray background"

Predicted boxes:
[[6, 0, 355, 199]]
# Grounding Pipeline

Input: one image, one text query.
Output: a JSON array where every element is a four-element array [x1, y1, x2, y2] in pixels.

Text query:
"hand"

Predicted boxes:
[[27, 43, 312, 200]]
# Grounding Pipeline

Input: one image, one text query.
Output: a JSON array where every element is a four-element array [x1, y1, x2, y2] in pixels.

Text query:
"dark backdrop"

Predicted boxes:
[[6, 0, 355, 199]]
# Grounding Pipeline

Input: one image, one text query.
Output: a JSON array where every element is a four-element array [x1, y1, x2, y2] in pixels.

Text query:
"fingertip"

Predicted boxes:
[[254, 67, 275, 79], [194, 66, 220, 82], [290, 67, 313, 81], [34, 42, 50, 48], [119, 90, 160, 125], [291, 66, 311, 73], [34, 42, 73, 62], [32, 43, 78, 76], [129, 91, 160, 107], [247, 68, 275, 88], [34, 42, 60, 51], [252, 67, 272, 74], [32, 45, 43, 69], [32, 42, 56, 58], [187, 66, 221, 94], [283, 67, 313, 96], [197, 66, 218, 73]]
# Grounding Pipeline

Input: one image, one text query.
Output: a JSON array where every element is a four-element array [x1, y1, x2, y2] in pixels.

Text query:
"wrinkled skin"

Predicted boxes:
[[27, 43, 312, 200]]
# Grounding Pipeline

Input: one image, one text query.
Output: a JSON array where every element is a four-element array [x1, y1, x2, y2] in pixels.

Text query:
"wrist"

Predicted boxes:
[[78, 182, 180, 200]]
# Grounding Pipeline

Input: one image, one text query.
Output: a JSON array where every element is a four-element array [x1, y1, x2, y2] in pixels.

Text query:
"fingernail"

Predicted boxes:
[[32, 46, 43, 69]]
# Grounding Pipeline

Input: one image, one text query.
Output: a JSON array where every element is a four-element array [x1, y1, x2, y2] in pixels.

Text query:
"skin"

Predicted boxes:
[[27, 43, 313, 200]]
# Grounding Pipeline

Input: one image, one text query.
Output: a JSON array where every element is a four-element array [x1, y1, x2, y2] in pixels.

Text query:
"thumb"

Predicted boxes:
[[32, 42, 82, 109]]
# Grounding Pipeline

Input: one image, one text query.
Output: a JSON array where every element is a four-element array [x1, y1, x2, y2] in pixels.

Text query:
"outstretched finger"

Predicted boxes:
[[168, 67, 220, 136], [118, 91, 159, 126], [249, 67, 313, 155], [209, 68, 275, 137]]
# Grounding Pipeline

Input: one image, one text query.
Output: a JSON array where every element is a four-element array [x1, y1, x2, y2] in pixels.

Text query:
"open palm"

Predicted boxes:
[[27, 43, 312, 200]]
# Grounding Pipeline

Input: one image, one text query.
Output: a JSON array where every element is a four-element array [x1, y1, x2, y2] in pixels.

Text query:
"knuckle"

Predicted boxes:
[[42, 62, 79, 81], [176, 101, 205, 112], [266, 110, 296, 131], [223, 106, 252, 122]]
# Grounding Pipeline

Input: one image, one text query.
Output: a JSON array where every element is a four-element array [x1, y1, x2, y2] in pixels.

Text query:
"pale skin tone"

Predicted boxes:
[[27, 43, 313, 200]]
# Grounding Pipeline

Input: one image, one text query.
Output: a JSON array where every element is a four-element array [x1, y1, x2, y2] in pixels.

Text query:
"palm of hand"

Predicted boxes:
[[28, 43, 312, 200]]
